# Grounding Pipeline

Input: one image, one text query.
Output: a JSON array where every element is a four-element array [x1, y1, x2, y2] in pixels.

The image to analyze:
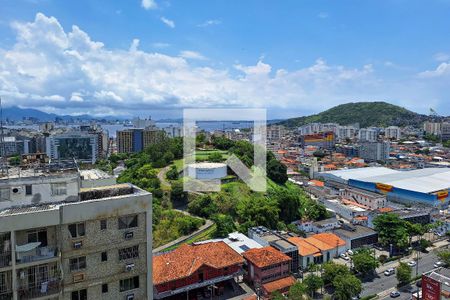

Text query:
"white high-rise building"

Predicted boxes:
[[384, 126, 402, 140], [358, 141, 390, 162], [337, 126, 357, 140], [358, 128, 378, 142], [423, 121, 441, 136]]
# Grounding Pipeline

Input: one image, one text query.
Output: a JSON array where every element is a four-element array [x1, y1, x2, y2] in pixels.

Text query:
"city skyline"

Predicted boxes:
[[0, 0, 450, 118]]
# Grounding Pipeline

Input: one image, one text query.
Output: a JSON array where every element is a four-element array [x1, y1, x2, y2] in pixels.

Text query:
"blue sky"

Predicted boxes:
[[0, 0, 449, 119]]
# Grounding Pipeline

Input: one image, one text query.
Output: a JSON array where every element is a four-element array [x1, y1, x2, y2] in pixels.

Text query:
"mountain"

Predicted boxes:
[[1, 106, 117, 121], [278, 101, 433, 128]]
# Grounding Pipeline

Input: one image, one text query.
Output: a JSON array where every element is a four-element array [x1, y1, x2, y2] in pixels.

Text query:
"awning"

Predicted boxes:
[[16, 242, 41, 253]]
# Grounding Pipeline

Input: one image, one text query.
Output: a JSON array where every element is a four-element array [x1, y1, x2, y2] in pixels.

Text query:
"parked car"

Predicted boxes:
[[347, 249, 354, 256], [407, 261, 417, 267], [434, 261, 445, 268], [390, 291, 401, 298], [384, 268, 395, 276]]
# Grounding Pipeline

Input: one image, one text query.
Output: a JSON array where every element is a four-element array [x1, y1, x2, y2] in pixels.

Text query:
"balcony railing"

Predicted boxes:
[[0, 252, 11, 268], [16, 247, 57, 264], [17, 279, 60, 300], [0, 291, 12, 300]]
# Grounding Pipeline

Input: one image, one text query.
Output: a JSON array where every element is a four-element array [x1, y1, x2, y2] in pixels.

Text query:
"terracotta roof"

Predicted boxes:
[[308, 180, 324, 187], [243, 246, 291, 268], [287, 237, 320, 257], [310, 233, 346, 248], [378, 207, 393, 213], [153, 242, 244, 285], [262, 276, 296, 293]]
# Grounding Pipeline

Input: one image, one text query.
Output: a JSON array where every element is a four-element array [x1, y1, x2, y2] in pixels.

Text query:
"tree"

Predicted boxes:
[[322, 262, 350, 285], [236, 196, 280, 231], [187, 194, 218, 218], [208, 152, 224, 162], [271, 291, 284, 300], [288, 282, 308, 300], [166, 166, 179, 180], [303, 274, 323, 297], [267, 159, 288, 184], [396, 262, 412, 286], [333, 274, 362, 300], [170, 181, 187, 202], [270, 188, 302, 223], [437, 250, 450, 266], [9, 155, 21, 166], [352, 249, 379, 276], [373, 213, 409, 249], [212, 214, 235, 238]]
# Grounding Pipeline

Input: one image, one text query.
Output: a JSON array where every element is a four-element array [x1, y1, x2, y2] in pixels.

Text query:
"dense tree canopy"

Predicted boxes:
[[352, 248, 379, 276], [396, 262, 412, 286]]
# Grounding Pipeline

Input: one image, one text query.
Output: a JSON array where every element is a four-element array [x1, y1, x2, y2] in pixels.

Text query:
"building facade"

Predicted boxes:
[[358, 141, 390, 162], [116, 129, 164, 153], [0, 168, 153, 300], [46, 133, 98, 164]]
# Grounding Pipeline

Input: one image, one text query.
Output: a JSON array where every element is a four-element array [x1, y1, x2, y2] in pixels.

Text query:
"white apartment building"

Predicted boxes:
[[358, 141, 390, 162], [423, 121, 441, 136], [337, 126, 357, 140], [0, 167, 152, 300], [298, 123, 339, 136], [358, 128, 378, 142], [46, 133, 98, 164], [384, 126, 402, 140], [267, 125, 285, 141], [442, 122, 450, 141]]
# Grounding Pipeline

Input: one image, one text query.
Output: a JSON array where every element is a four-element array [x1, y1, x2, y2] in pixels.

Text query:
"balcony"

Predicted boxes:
[[16, 245, 57, 265], [0, 252, 11, 268], [17, 279, 60, 300]]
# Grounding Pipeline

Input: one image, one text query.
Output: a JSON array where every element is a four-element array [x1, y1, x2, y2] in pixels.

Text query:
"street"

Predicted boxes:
[[361, 251, 439, 299]]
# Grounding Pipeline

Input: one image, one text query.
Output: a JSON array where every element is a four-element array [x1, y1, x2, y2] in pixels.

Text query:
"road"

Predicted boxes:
[[361, 251, 439, 299]]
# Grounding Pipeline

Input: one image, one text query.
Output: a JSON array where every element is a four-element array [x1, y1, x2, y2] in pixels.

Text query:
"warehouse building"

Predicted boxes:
[[318, 167, 450, 207]]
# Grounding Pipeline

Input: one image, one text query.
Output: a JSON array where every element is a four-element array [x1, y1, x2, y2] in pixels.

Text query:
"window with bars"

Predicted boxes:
[[51, 182, 67, 196], [69, 257, 86, 271], [68, 223, 85, 238], [71, 289, 87, 300], [118, 245, 139, 261], [119, 276, 139, 292], [118, 215, 138, 229]]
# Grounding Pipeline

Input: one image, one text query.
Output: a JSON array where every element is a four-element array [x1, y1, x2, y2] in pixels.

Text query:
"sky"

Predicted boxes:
[[0, 0, 449, 119]]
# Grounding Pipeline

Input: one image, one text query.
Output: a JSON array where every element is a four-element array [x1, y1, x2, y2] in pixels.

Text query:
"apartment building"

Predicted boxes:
[[358, 128, 378, 142], [45, 133, 99, 164], [358, 141, 390, 162], [442, 122, 450, 141], [116, 128, 164, 153], [384, 126, 402, 140], [0, 166, 152, 300], [423, 121, 441, 136]]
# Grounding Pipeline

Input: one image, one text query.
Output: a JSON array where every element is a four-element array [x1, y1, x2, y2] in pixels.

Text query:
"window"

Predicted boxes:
[[102, 283, 108, 293], [27, 229, 48, 247], [118, 245, 139, 261], [68, 223, 85, 238], [0, 188, 10, 202], [71, 289, 87, 300], [51, 182, 67, 196], [69, 256, 86, 271], [120, 276, 139, 292], [101, 252, 108, 262], [100, 219, 107, 230], [25, 185, 32, 195], [118, 215, 138, 229]]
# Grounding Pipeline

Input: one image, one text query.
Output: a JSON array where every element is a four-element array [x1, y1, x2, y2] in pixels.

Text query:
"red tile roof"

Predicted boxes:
[[287, 237, 320, 257], [153, 242, 244, 285], [243, 246, 291, 268], [262, 276, 296, 293]]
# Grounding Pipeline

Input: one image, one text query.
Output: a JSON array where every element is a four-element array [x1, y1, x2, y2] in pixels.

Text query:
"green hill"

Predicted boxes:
[[278, 101, 430, 128]]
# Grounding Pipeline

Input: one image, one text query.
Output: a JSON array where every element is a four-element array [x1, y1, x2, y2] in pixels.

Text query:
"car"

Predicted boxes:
[[340, 253, 350, 260], [384, 268, 395, 276], [434, 261, 445, 268], [347, 249, 354, 256], [407, 261, 417, 267], [390, 291, 401, 298]]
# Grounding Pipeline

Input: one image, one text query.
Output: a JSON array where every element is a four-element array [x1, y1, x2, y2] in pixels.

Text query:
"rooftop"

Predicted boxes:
[[80, 169, 112, 180], [0, 165, 78, 180], [321, 167, 450, 194], [194, 232, 263, 254], [262, 276, 296, 294], [333, 225, 377, 239], [287, 237, 320, 256], [153, 242, 244, 285], [243, 246, 291, 268]]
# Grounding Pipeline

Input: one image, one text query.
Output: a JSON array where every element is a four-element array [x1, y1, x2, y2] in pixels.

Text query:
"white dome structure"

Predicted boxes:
[[187, 162, 227, 180]]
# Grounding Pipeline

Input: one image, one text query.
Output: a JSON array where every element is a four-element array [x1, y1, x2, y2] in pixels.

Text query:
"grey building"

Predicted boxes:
[[358, 141, 390, 162], [0, 167, 153, 300]]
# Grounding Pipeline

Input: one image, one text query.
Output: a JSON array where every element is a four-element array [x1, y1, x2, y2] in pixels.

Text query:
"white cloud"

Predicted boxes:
[[160, 17, 175, 28], [141, 0, 157, 10], [0, 13, 448, 117], [418, 62, 450, 78], [434, 52, 450, 62], [197, 19, 221, 27], [152, 42, 170, 48], [318, 12, 329, 19], [179, 50, 207, 60]]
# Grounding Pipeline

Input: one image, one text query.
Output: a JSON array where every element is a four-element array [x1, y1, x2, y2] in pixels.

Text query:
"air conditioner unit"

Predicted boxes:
[[73, 273, 85, 283], [124, 231, 134, 240], [73, 241, 82, 249], [126, 294, 134, 300], [11, 187, 22, 194], [125, 263, 135, 272]]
